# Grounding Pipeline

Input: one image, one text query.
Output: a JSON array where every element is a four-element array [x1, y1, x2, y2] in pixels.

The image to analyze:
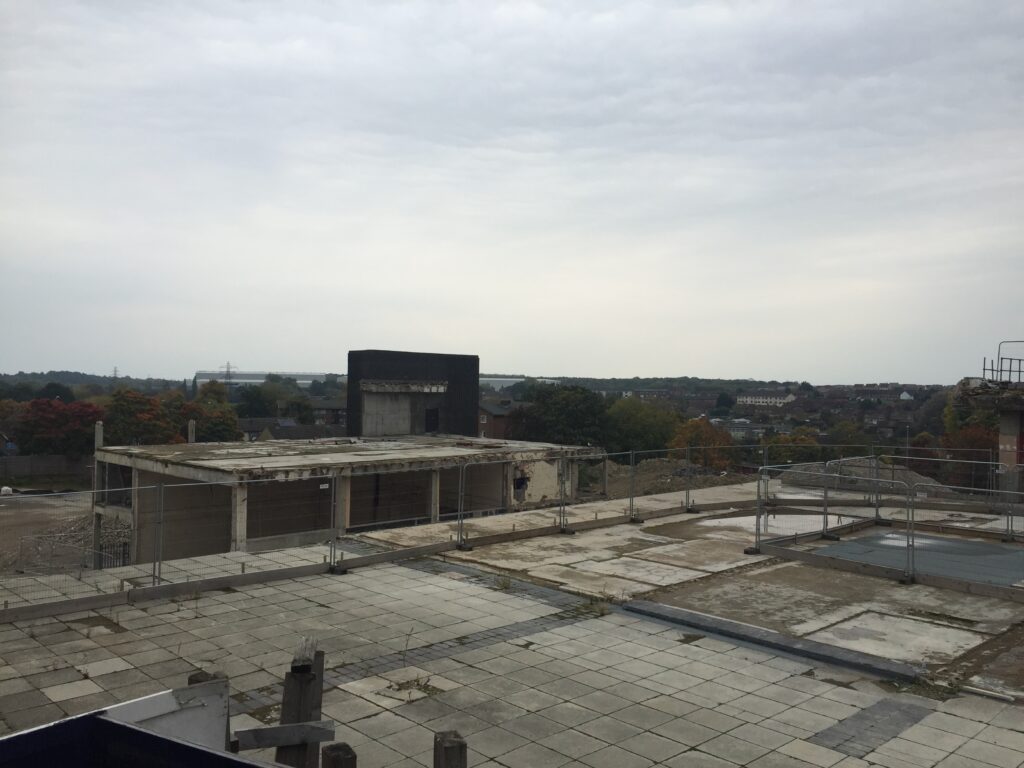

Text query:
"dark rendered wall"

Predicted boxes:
[[347, 350, 480, 437]]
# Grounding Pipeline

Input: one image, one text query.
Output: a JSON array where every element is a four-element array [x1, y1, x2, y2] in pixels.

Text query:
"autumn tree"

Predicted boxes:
[[104, 389, 178, 446], [669, 417, 734, 471], [13, 399, 103, 456], [189, 381, 239, 441]]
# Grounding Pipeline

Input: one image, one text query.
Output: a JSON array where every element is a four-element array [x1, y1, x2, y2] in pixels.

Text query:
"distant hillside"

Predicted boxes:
[[0, 370, 183, 393]]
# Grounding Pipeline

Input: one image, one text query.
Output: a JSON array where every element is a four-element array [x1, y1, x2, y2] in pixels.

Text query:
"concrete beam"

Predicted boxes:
[[95, 450, 232, 484]]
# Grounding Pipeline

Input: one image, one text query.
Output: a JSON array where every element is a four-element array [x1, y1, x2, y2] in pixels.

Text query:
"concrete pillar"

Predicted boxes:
[[187, 419, 196, 443], [429, 470, 440, 523], [334, 474, 351, 531], [505, 462, 515, 511], [231, 484, 248, 552]]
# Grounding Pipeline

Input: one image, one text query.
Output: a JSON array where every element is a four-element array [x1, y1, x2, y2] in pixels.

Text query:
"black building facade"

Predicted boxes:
[[347, 350, 480, 438]]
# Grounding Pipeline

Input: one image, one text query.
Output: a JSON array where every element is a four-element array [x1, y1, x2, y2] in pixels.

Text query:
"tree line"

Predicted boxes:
[[1, 381, 239, 456], [503, 382, 998, 483]]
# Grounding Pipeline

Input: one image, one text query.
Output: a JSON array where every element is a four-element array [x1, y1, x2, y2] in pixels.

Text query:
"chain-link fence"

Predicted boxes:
[[4, 445, 1012, 610], [0, 486, 157, 607]]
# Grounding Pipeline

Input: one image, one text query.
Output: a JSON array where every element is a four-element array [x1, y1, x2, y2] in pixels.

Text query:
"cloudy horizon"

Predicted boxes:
[[2, 1, 1021, 385]]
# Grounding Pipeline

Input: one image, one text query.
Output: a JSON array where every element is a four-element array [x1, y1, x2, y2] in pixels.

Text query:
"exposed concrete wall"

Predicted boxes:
[[135, 470, 231, 562], [246, 478, 332, 539], [350, 470, 432, 527], [516, 459, 563, 506], [361, 391, 447, 437], [362, 392, 413, 436]]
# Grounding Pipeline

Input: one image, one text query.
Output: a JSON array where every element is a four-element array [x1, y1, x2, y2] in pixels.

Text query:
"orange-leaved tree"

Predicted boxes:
[[669, 417, 734, 471]]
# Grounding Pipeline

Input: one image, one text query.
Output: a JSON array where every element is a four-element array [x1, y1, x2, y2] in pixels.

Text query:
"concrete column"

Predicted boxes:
[[231, 484, 248, 552], [429, 470, 440, 522], [187, 419, 196, 443], [334, 474, 351, 531]]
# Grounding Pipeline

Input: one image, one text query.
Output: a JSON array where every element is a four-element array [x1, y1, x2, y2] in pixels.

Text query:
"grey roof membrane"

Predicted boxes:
[[817, 531, 1024, 587]]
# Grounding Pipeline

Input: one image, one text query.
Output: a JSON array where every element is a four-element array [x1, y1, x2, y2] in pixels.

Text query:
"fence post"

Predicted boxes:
[[872, 447, 881, 520], [151, 485, 164, 587], [685, 446, 692, 511], [93, 507, 103, 570], [822, 474, 829, 536], [601, 454, 608, 497], [909, 487, 917, 581], [456, 465, 468, 550], [746, 471, 763, 555], [558, 457, 569, 532], [433, 731, 467, 768], [628, 451, 637, 522], [329, 476, 337, 566]]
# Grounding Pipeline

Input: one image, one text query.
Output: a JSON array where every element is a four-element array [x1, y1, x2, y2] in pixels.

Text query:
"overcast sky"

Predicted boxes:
[[1, 1, 1021, 385]]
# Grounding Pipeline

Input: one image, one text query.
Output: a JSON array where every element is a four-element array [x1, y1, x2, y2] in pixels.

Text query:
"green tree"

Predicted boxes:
[[195, 379, 229, 403], [826, 420, 870, 453], [940, 425, 997, 488], [506, 384, 608, 446], [37, 382, 76, 402], [605, 397, 679, 454], [764, 428, 821, 464]]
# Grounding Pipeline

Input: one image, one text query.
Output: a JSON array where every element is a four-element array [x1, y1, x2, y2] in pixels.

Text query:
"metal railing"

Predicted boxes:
[[756, 460, 1024, 586], [983, 340, 1024, 383]]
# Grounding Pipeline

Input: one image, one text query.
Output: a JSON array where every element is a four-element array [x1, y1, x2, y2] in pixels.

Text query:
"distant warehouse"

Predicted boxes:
[[192, 370, 344, 391]]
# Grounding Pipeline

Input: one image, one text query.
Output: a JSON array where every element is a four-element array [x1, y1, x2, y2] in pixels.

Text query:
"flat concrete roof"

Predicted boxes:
[[96, 435, 596, 481]]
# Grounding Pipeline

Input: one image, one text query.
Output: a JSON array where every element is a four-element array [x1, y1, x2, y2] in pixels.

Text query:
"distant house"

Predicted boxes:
[[479, 401, 522, 439], [311, 399, 347, 427], [899, 391, 915, 401], [725, 421, 771, 441], [0, 433, 17, 456], [736, 391, 797, 408], [238, 418, 347, 441]]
